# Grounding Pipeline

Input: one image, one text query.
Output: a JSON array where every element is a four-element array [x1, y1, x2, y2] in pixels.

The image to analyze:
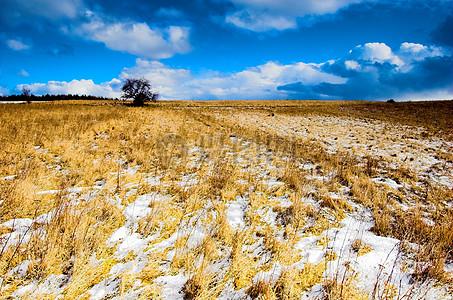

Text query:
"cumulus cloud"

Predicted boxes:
[[344, 60, 360, 70], [6, 39, 30, 51], [226, 0, 364, 31], [399, 42, 446, 61], [350, 42, 403, 66], [77, 18, 191, 59]]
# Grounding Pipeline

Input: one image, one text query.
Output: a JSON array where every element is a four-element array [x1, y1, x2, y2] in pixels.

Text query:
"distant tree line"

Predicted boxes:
[[1, 78, 158, 106], [0, 93, 117, 102]]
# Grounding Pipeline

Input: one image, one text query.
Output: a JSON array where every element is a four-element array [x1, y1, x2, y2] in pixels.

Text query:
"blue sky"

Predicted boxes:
[[1, 0, 452, 100]]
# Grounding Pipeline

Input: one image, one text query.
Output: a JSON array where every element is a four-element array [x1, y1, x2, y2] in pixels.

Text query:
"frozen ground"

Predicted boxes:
[[212, 111, 453, 189]]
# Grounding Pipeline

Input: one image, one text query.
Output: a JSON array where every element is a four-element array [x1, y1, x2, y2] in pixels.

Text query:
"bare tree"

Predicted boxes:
[[21, 87, 32, 103], [121, 78, 159, 106]]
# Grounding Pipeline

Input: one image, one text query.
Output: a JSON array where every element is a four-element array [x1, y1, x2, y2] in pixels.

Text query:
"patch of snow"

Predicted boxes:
[[108, 192, 170, 259], [0, 218, 34, 249], [145, 176, 161, 186], [178, 174, 198, 188], [33, 145, 48, 153], [0, 211, 53, 250], [36, 189, 60, 195], [0, 101, 27, 104], [124, 193, 169, 224], [301, 196, 320, 209], [218, 282, 247, 300], [125, 188, 138, 199], [89, 277, 119, 300], [35, 274, 68, 295], [154, 274, 187, 300], [126, 165, 140, 175], [8, 260, 30, 278], [151, 231, 178, 252], [1, 175, 17, 181], [272, 195, 293, 208], [2, 218, 34, 229], [422, 217, 435, 226], [108, 194, 123, 209], [66, 186, 84, 194], [12, 281, 37, 297], [372, 177, 402, 190], [186, 225, 206, 249], [253, 263, 282, 284], [300, 162, 315, 171], [115, 233, 148, 258], [301, 283, 323, 299], [226, 196, 248, 230], [265, 178, 284, 190], [257, 207, 277, 227], [108, 226, 130, 246], [35, 211, 53, 224], [444, 263, 453, 274], [94, 179, 106, 189], [295, 236, 325, 265], [109, 253, 148, 276], [428, 174, 453, 188], [323, 215, 448, 298]]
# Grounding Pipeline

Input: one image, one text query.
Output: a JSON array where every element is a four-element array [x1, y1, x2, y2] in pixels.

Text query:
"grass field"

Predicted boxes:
[[0, 100, 452, 299]]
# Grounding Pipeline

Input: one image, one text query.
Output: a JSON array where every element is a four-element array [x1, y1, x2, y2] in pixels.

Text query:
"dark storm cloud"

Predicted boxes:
[[278, 50, 453, 100], [432, 14, 453, 47]]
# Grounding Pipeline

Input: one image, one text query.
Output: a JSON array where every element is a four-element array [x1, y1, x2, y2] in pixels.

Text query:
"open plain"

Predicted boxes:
[[0, 100, 452, 299]]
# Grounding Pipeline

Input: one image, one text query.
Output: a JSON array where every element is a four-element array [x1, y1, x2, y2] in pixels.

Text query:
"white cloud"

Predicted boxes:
[[351, 42, 404, 66], [399, 42, 446, 61], [344, 60, 360, 70], [230, 0, 363, 15], [347, 42, 448, 72], [6, 39, 30, 51], [226, 0, 364, 31], [0, 86, 8, 96], [119, 60, 193, 99], [9, 0, 83, 19], [18, 79, 120, 98], [18, 69, 30, 77], [78, 18, 190, 59], [226, 10, 297, 31]]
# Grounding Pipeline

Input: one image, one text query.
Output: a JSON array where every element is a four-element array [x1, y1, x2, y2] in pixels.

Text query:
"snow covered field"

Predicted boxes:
[[0, 101, 452, 299]]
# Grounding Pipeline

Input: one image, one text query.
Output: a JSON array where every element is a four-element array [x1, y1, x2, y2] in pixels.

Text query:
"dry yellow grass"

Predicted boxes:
[[0, 100, 452, 299]]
